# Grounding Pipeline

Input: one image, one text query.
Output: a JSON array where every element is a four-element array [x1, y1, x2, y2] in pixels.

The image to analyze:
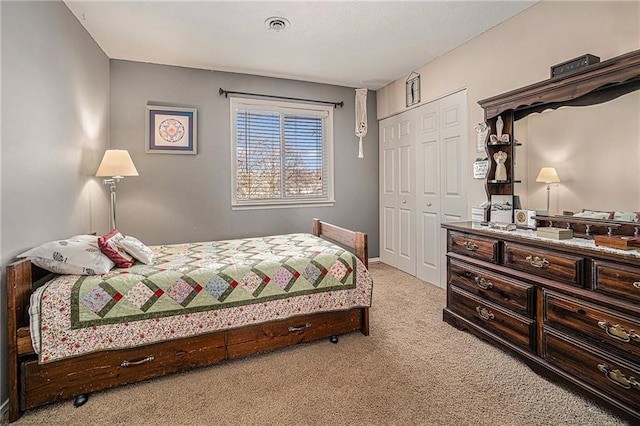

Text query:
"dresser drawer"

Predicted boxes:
[[593, 260, 640, 304], [449, 286, 535, 350], [503, 242, 584, 286], [543, 328, 640, 411], [449, 232, 499, 263], [544, 291, 640, 362], [449, 260, 534, 316]]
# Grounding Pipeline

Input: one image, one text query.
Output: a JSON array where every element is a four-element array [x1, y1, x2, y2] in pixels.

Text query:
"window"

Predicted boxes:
[[231, 97, 334, 209]]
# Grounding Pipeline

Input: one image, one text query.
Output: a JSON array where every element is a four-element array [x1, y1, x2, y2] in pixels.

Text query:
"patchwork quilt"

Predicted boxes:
[[34, 233, 373, 363]]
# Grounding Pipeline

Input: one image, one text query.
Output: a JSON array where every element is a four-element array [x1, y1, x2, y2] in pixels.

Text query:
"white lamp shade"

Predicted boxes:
[[96, 150, 139, 177], [535, 167, 560, 184]]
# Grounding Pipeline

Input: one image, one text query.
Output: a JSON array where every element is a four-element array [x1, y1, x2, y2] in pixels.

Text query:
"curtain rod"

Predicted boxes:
[[219, 88, 344, 108]]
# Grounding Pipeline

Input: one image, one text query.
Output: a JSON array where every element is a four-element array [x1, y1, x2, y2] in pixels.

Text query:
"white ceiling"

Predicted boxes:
[[64, 1, 536, 90]]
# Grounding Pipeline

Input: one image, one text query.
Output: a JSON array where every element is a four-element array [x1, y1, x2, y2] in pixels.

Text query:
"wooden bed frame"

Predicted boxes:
[[6, 219, 370, 422]]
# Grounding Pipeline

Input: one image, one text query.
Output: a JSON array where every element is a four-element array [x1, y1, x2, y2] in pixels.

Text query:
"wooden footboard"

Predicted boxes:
[[312, 218, 368, 268], [6, 220, 370, 422]]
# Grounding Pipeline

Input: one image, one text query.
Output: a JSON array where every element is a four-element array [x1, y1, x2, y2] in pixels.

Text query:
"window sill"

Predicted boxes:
[[231, 200, 336, 211]]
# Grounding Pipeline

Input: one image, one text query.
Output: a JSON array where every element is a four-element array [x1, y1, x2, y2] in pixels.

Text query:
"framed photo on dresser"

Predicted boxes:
[[490, 195, 513, 223]]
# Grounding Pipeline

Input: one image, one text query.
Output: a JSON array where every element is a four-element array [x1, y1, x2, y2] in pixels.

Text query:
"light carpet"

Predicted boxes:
[[15, 263, 629, 425]]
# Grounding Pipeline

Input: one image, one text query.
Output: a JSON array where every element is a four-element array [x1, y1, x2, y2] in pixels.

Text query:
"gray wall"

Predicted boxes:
[[1, 1, 110, 404], [109, 60, 379, 255]]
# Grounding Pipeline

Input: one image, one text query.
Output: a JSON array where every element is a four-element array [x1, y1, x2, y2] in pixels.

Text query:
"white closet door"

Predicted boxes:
[[380, 91, 466, 284], [380, 117, 397, 267], [379, 110, 416, 275], [415, 101, 441, 285], [416, 90, 468, 288]]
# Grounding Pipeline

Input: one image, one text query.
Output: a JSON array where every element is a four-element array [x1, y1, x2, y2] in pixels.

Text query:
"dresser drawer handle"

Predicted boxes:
[[474, 276, 493, 290], [475, 306, 494, 321], [462, 241, 479, 251], [288, 323, 312, 333], [597, 321, 640, 343], [525, 255, 549, 269], [633, 281, 640, 289], [597, 364, 640, 391], [121, 355, 155, 368]]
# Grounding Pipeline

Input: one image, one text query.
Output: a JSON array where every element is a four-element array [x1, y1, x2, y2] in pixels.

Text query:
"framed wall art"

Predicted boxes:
[[146, 105, 197, 154]]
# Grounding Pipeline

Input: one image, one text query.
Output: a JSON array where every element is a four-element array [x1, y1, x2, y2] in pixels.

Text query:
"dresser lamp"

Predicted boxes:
[[536, 167, 561, 214], [95, 149, 139, 230]]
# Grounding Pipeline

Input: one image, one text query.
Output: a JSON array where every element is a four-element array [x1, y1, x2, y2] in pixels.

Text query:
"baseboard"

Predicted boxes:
[[1, 399, 8, 426], [368, 257, 380, 263]]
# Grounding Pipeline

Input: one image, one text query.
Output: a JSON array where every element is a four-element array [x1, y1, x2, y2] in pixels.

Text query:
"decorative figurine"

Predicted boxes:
[[493, 150, 508, 181], [496, 115, 504, 138]]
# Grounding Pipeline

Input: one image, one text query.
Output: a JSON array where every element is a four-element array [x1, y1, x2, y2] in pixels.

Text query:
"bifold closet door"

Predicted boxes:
[[379, 110, 416, 275], [416, 90, 468, 288]]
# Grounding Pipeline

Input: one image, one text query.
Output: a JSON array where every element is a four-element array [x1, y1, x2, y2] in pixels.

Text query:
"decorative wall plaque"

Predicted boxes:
[[406, 72, 420, 107]]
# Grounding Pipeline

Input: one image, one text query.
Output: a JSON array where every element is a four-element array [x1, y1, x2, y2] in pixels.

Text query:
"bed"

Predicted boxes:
[[6, 219, 372, 422]]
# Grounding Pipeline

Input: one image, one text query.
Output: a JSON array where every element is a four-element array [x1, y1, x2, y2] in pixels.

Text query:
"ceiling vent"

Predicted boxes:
[[265, 17, 290, 32]]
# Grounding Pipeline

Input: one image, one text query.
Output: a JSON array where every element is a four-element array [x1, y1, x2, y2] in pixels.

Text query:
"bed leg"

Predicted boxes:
[[74, 394, 89, 408], [360, 307, 370, 336], [329, 335, 339, 344]]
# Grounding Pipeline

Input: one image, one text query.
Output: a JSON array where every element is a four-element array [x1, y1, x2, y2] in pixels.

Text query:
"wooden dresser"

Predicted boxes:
[[442, 222, 640, 421]]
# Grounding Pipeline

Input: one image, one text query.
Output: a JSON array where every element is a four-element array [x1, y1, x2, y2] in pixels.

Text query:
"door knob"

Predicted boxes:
[[427, 202, 432, 206], [402, 200, 407, 204]]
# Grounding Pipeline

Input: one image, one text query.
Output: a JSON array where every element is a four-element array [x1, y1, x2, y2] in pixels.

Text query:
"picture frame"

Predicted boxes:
[[146, 105, 197, 154], [405, 73, 420, 107], [473, 158, 489, 179], [515, 209, 537, 229], [474, 122, 489, 152], [490, 195, 514, 224]]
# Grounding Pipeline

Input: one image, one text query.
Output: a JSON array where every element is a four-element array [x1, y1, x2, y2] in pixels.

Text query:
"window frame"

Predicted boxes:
[[230, 97, 335, 210]]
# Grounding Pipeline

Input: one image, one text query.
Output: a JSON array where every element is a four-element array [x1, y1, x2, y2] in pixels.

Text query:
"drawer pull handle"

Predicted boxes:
[[633, 281, 640, 289], [597, 364, 640, 391], [121, 355, 155, 368], [462, 241, 478, 251], [474, 276, 493, 290], [288, 323, 312, 333], [597, 321, 640, 343], [475, 306, 494, 321], [525, 255, 549, 269]]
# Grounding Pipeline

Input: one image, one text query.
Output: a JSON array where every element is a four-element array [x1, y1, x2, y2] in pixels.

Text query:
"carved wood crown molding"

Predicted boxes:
[[478, 49, 640, 120]]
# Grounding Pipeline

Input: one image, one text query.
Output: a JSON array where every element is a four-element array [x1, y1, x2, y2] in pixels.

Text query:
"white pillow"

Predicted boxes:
[[18, 235, 114, 275], [118, 236, 154, 265]]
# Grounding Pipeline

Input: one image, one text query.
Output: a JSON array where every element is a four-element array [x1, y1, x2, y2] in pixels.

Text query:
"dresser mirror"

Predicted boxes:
[[478, 49, 640, 235], [512, 89, 640, 227]]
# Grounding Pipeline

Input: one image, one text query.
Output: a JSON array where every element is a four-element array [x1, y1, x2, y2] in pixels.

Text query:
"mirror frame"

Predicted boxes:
[[477, 49, 640, 236]]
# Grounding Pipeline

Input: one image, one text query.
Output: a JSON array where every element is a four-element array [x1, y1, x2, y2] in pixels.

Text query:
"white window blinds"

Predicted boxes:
[[231, 98, 334, 208]]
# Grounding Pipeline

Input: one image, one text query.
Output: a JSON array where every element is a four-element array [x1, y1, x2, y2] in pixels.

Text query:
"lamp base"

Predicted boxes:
[[103, 178, 119, 230]]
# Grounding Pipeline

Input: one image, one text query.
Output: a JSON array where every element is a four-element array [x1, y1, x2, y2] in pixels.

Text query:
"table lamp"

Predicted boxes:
[[536, 167, 561, 214], [96, 149, 139, 230]]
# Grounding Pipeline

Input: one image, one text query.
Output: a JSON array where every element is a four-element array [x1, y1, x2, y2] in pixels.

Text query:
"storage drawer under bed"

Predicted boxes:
[[227, 309, 362, 358], [21, 331, 227, 410], [21, 308, 364, 410]]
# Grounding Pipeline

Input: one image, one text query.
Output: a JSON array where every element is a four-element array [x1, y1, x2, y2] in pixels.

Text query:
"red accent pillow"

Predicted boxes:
[[98, 229, 135, 268]]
